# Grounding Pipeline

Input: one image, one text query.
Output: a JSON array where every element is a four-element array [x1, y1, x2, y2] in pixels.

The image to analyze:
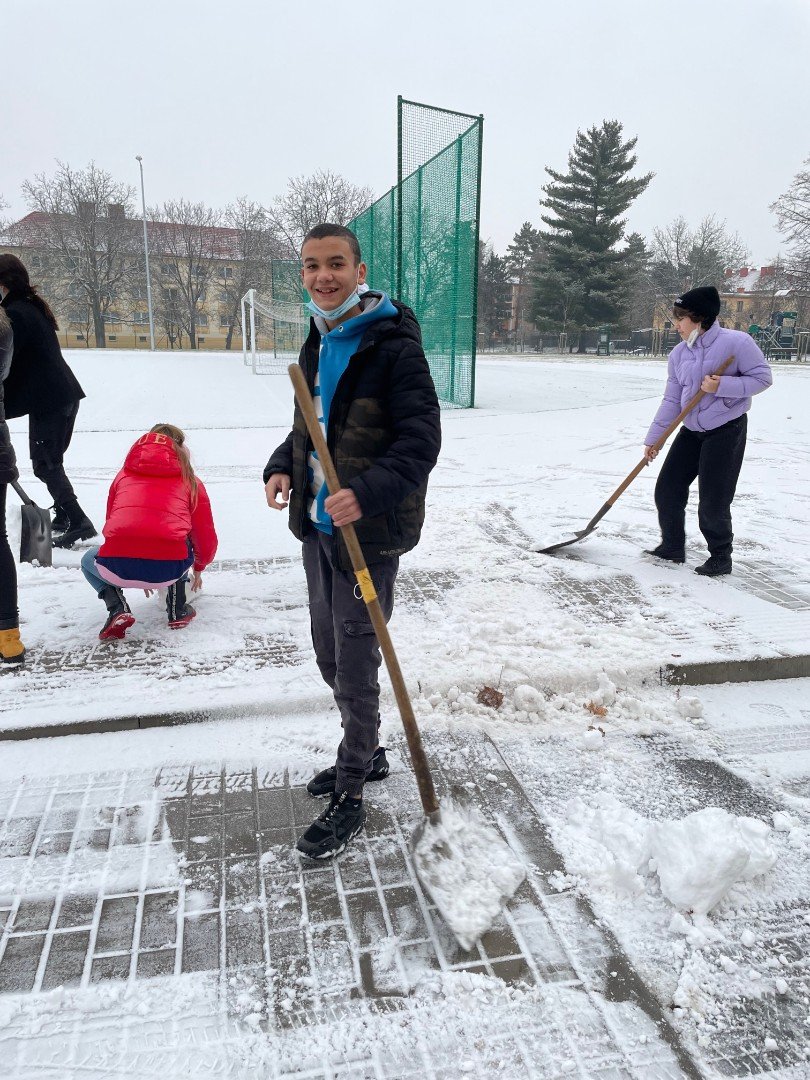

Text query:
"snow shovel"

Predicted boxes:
[[537, 354, 736, 554], [10, 480, 52, 568], [288, 364, 525, 949]]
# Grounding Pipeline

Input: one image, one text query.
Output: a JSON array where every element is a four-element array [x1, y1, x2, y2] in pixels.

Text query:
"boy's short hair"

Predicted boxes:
[[302, 223, 362, 264]]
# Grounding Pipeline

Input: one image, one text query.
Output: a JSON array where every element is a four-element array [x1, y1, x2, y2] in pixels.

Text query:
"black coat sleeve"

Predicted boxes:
[[348, 341, 441, 518], [263, 429, 295, 484]]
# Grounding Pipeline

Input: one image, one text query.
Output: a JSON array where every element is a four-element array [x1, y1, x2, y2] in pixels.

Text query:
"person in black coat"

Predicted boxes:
[[0, 254, 96, 549], [264, 223, 441, 860], [0, 307, 25, 662]]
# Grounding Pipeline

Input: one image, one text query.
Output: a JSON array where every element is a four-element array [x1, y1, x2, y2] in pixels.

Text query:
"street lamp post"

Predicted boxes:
[[135, 155, 156, 351]]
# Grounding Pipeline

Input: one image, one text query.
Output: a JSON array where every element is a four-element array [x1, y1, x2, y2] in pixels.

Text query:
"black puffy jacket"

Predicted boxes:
[[0, 294, 85, 419], [264, 298, 441, 570], [0, 308, 18, 484]]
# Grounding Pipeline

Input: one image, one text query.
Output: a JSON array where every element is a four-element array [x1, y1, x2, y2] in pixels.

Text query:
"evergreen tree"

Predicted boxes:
[[505, 222, 541, 350], [531, 121, 652, 349], [477, 242, 512, 350], [621, 231, 654, 330]]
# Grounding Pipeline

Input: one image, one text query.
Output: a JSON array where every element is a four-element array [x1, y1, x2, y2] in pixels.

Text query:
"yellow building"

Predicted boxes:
[[1, 211, 278, 352]]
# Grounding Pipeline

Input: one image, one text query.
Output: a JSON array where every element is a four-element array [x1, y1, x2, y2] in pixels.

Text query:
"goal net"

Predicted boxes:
[[241, 288, 308, 374]]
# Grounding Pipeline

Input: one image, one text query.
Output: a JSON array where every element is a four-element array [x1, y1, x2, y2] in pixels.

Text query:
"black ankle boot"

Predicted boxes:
[[644, 543, 686, 564], [695, 555, 732, 577], [51, 505, 69, 535], [53, 499, 97, 549]]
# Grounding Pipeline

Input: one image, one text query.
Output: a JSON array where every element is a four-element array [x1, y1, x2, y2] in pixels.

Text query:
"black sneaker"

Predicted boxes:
[[296, 792, 366, 859], [306, 747, 389, 798], [695, 555, 732, 577], [53, 517, 97, 549], [644, 544, 686, 564]]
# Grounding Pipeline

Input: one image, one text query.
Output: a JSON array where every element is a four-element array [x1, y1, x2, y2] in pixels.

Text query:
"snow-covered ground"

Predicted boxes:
[[1, 351, 809, 1078]]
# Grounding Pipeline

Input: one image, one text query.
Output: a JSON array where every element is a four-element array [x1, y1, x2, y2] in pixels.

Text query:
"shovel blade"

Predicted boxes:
[[535, 524, 596, 554], [20, 504, 52, 568], [412, 802, 525, 950]]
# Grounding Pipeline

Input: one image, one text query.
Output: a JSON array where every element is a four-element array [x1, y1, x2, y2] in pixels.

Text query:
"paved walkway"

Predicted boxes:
[[0, 733, 704, 1079]]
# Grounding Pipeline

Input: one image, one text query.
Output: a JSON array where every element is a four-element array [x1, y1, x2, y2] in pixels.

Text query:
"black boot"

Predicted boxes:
[[167, 578, 196, 629], [98, 586, 135, 640], [695, 555, 732, 577], [53, 499, 97, 549], [307, 747, 390, 798], [51, 505, 69, 536], [644, 543, 686, 564]]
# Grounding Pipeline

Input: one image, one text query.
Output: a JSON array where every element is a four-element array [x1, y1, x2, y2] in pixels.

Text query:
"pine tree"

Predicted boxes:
[[477, 242, 512, 350], [621, 231, 654, 330], [532, 121, 652, 349], [505, 223, 541, 350]]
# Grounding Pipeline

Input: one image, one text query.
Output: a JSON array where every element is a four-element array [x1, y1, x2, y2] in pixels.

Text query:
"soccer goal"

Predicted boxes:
[[241, 288, 308, 374]]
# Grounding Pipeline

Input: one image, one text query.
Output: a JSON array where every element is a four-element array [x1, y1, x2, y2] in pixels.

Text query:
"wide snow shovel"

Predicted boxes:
[[289, 364, 524, 949], [537, 354, 736, 554], [10, 480, 52, 568]]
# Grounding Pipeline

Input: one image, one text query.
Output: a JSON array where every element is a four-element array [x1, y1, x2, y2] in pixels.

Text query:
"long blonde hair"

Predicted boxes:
[[150, 423, 198, 508]]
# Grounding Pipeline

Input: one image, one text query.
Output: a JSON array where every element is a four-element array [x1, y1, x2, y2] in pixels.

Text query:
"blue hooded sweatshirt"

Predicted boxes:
[[308, 291, 398, 532]]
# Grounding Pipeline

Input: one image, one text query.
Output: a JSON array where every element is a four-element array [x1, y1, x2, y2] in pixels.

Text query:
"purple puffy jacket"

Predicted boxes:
[[645, 322, 772, 446]]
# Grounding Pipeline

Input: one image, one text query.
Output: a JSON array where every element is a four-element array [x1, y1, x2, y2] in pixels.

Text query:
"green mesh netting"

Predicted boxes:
[[350, 98, 482, 408]]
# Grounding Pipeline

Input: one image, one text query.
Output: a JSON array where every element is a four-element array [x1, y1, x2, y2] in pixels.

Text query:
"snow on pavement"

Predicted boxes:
[[1, 351, 809, 1077]]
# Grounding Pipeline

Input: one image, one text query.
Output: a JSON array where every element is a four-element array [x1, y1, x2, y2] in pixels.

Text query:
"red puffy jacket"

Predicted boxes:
[[97, 432, 218, 570]]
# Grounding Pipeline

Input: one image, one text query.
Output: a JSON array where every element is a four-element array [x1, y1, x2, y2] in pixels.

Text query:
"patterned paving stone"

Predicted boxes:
[[4, 732, 805, 1077]]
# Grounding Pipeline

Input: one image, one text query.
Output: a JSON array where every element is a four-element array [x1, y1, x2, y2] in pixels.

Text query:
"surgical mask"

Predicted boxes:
[[687, 327, 700, 347], [306, 289, 361, 322]]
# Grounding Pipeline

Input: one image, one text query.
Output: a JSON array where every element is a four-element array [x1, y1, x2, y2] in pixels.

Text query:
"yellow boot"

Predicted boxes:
[[0, 628, 26, 664]]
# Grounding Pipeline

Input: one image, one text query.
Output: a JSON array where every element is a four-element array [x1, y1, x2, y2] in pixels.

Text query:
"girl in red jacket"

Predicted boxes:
[[81, 424, 218, 639]]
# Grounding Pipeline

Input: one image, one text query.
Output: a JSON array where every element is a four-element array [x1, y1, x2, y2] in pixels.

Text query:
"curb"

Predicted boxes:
[[661, 654, 810, 686]]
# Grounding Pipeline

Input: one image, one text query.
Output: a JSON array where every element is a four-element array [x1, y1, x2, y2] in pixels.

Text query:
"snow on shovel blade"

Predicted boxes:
[[412, 802, 525, 950], [535, 524, 597, 554]]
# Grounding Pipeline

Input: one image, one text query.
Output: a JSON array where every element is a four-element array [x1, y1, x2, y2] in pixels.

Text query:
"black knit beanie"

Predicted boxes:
[[673, 286, 721, 322]]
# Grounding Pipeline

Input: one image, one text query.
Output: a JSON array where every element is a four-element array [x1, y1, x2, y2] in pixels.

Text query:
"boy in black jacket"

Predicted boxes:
[[264, 224, 441, 859]]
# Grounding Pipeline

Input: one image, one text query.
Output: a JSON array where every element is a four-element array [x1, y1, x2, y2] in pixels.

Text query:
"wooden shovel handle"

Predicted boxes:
[[288, 364, 440, 816], [582, 354, 737, 532]]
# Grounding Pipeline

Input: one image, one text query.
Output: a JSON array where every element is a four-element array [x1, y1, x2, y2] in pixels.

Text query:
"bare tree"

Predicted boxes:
[[16, 161, 139, 347], [771, 159, 810, 296], [267, 169, 373, 260], [648, 214, 749, 324], [149, 200, 223, 350], [219, 198, 281, 349]]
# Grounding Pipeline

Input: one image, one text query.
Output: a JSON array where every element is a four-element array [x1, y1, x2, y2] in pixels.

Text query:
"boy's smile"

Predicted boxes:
[[301, 237, 367, 322]]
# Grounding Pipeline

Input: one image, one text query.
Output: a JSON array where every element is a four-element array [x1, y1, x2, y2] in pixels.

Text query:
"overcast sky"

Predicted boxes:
[[3, 0, 808, 265]]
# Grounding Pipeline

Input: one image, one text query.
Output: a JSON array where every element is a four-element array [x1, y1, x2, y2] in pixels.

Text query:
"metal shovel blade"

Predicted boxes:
[[535, 523, 598, 555], [411, 803, 525, 950], [20, 503, 53, 567]]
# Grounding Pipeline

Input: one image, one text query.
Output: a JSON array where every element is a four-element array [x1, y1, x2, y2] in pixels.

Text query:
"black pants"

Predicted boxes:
[[29, 400, 80, 509], [303, 530, 398, 798], [655, 414, 747, 557], [0, 484, 19, 631]]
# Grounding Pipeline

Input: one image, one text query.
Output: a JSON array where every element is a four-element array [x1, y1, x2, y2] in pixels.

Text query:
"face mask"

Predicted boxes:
[[306, 289, 361, 322], [687, 327, 700, 347]]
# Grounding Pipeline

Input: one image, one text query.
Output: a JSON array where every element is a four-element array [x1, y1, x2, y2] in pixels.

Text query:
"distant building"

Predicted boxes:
[[719, 266, 795, 331], [0, 210, 281, 351]]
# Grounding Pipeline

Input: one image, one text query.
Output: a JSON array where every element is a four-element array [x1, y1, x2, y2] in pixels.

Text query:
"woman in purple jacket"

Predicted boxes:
[[643, 286, 772, 577]]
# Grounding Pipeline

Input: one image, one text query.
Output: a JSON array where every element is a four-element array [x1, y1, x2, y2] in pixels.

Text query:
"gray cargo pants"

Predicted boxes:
[[302, 530, 399, 798]]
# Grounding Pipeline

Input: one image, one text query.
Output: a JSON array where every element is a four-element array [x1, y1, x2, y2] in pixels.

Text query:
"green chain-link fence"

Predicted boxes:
[[350, 98, 483, 408]]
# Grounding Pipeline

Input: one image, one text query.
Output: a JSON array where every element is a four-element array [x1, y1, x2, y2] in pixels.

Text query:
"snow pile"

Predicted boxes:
[[412, 801, 525, 950], [649, 808, 776, 916], [561, 793, 777, 917]]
